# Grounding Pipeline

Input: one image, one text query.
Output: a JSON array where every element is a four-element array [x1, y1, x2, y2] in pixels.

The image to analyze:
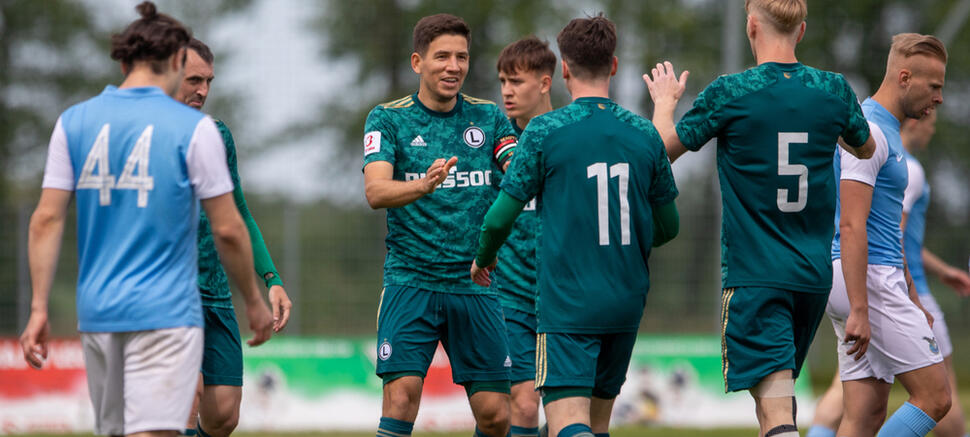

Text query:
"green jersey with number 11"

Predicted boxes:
[[675, 62, 869, 293]]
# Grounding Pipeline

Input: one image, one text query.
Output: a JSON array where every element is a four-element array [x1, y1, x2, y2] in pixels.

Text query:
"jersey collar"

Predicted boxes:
[[103, 85, 169, 99], [862, 97, 901, 133], [412, 92, 463, 118]]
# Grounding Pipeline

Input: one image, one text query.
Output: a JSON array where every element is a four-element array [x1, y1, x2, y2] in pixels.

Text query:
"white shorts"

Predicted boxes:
[[826, 259, 942, 383], [81, 326, 203, 435], [919, 292, 953, 357]]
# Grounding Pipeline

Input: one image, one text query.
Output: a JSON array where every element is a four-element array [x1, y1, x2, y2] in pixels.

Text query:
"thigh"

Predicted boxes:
[[123, 326, 203, 435], [721, 287, 795, 392], [536, 332, 598, 391], [81, 332, 125, 436], [592, 332, 637, 398], [441, 293, 511, 384], [201, 305, 243, 387], [505, 307, 538, 384], [375, 285, 440, 377]]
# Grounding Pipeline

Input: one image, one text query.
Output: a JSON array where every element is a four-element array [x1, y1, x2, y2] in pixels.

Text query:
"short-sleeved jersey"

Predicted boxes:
[[501, 97, 678, 333], [676, 62, 870, 293], [832, 99, 907, 268], [492, 118, 538, 314], [903, 152, 931, 295], [363, 93, 517, 293], [41, 86, 233, 332]]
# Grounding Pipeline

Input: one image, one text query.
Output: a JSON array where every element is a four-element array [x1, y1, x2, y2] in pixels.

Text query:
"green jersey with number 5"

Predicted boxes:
[[501, 97, 678, 333], [675, 62, 869, 293]]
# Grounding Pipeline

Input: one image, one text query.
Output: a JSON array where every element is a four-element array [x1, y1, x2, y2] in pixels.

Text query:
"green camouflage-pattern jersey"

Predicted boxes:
[[197, 120, 283, 308], [675, 62, 869, 293], [363, 93, 517, 294], [492, 118, 538, 314], [501, 97, 678, 333]]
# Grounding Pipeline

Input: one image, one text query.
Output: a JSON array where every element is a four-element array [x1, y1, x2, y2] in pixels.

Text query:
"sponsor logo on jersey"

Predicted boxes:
[[378, 340, 392, 361], [410, 135, 427, 147], [405, 166, 493, 189], [463, 126, 486, 148], [923, 336, 940, 355], [364, 131, 381, 156]]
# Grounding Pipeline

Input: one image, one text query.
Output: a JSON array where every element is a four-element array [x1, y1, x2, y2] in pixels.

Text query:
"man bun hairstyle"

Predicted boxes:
[[413, 13, 470, 57], [497, 36, 557, 77], [188, 38, 214, 65], [557, 13, 616, 80], [744, 0, 807, 34], [110, 1, 192, 74], [891, 33, 948, 64]]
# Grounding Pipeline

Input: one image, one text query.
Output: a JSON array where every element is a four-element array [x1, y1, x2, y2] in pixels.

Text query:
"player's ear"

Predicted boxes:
[[795, 21, 806, 44], [411, 52, 422, 74], [120, 62, 131, 77], [610, 56, 618, 77], [561, 60, 570, 80], [746, 14, 757, 40], [540, 74, 552, 94], [898, 68, 912, 88]]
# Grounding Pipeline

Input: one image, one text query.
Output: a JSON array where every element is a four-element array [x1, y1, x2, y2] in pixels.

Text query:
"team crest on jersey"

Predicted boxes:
[[379, 340, 392, 361], [410, 135, 427, 147], [923, 336, 940, 355], [463, 126, 486, 148]]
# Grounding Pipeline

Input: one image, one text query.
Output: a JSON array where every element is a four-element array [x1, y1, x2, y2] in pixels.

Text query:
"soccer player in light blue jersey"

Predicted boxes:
[[19, 3, 273, 436], [826, 33, 951, 437]]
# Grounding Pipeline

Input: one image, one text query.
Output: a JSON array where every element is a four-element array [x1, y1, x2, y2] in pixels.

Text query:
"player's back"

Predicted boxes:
[[511, 97, 676, 333], [677, 63, 869, 293], [57, 85, 213, 332]]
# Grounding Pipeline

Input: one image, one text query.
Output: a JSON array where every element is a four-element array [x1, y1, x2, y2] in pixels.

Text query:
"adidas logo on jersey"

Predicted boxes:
[[410, 135, 427, 147]]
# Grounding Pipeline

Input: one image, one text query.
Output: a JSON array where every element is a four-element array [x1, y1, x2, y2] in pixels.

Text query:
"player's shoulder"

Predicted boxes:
[[366, 95, 416, 126], [377, 94, 416, 110], [696, 67, 776, 108], [610, 103, 655, 132], [793, 65, 854, 100], [460, 93, 497, 107]]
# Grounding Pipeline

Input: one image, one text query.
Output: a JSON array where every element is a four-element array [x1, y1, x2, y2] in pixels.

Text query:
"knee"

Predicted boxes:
[[384, 384, 421, 418], [511, 394, 540, 425], [476, 401, 511, 436], [927, 394, 952, 420], [202, 409, 239, 437]]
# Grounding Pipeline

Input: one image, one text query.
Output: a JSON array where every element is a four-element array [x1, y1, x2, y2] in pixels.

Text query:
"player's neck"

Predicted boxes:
[[416, 87, 458, 113], [567, 80, 610, 100], [754, 39, 798, 65], [120, 67, 173, 94], [871, 87, 906, 123], [518, 98, 553, 128]]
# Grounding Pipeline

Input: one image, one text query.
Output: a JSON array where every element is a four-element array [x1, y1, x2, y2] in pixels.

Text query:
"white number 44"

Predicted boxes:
[[76, 124, 155, 207]]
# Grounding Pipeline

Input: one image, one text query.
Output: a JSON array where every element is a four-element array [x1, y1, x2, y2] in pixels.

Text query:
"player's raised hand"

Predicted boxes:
[[470, 258, 497, 287], [20, 311, 50, 369], [244, 298, 274, 347], [940, 266, 970, 297], [844, 309, 870, 360], [422, 156, 459, 194], [268, 285, 293, 332], [643, 61, 689, 107]]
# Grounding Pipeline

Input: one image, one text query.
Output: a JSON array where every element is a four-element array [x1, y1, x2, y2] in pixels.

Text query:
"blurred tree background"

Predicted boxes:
[[1, 0, 969, 387]]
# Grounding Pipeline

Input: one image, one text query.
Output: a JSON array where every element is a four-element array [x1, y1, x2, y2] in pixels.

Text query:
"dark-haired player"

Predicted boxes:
[[362, 13, 518, 437], [493, 36, 555, 437], [644, 0, 874, 435], [473, 14, 679, 437], [19, 3, 274, 436], [174, 38, 292, 437]]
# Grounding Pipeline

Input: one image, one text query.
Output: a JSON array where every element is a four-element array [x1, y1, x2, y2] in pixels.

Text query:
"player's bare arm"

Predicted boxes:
[[201, 193, 274, 346], [839, 135, 876, 160], [839, 180, 873, 360], [363, 157, 458, 209], [643, 61, 689, 162], [921, 248, 970, 297], [20, 188, 72, 369]]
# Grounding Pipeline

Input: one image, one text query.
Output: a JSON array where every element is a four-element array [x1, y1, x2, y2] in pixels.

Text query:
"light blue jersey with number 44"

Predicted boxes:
[[42, 86, 233, 332]]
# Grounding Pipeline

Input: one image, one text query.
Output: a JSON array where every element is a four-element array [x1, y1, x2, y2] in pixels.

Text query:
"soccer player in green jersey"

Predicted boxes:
[[495, 36, 556, 437], [643, 1, 875, 436], [473, 14, 680, 437], [174, 38, 292, 437], [362, 14, 518, 437]]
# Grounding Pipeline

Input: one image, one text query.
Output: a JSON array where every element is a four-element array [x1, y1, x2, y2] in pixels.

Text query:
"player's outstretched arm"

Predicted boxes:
[[364, 158, 457, 209], [839, 135, 875, 160], [921, 248, 970, 297], [471, 191, 527, 286], [839, 180, 873, 360], [202, 193, 274, 346], [20, 188, 72, 369], [643, 61, 689, 162]]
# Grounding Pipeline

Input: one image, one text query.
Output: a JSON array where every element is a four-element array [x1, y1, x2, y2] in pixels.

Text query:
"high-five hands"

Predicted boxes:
[[642, 61, 690, 107]]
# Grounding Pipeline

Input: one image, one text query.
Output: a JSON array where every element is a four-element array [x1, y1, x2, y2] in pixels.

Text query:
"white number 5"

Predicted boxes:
[[777, 132, 808, 213]]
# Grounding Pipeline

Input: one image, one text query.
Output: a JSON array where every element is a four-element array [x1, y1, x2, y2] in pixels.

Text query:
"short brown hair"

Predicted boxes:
[[744, 0, 806, 34], [413, 14, 470, 56], [497, 36, 557, 76], [110, 1, 192, 74], [891, 33, 948, 64], [188, 38, 214, 65], [556, 14, 616, 80]]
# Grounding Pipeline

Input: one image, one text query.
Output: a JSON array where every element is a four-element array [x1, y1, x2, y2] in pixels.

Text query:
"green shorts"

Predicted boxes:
[[375, 285, 511, 384], [504, 306, 537, 384], [720, 287, 827, 392], [535, 331, 637, 399], [201, 305, 243, 386]]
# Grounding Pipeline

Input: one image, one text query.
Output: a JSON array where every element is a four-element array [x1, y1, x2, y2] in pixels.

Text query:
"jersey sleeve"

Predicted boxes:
[[492, 110, 518, 169], [187, 116, 234, 199], [362, 106, 397, 168], [838, 76, 870, 147], [675, 77, 727, 151], [646, 127, 679, 205], [902, 156, 925, 214], [500, 123, 543, 203], [840, 121, 888, 187], [41, 116, 75, 191]]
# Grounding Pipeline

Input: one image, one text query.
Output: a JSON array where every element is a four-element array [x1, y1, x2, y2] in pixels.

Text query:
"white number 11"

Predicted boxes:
[[587, 162, 630, 246]]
